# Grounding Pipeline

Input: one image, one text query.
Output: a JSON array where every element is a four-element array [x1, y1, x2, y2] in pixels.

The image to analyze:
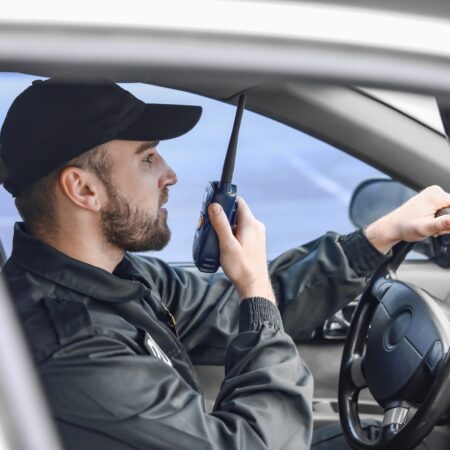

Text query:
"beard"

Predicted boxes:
[[100, 181, 171, 253]]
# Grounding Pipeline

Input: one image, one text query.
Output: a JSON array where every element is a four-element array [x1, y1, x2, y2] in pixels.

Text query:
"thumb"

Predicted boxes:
[[208, 203, 236, 248]]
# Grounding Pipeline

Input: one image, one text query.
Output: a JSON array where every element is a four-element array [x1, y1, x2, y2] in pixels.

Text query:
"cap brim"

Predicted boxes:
[[117, 103, 202, 141]]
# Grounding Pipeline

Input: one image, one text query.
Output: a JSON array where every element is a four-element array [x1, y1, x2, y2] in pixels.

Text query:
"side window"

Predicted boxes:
[[0, 74, 393, 262], [120, 83, 385, 261], [0, 74, 39, 257]]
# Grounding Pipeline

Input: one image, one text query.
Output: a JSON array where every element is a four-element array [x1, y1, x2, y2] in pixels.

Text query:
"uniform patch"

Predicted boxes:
[[144, 333, 173, 367]]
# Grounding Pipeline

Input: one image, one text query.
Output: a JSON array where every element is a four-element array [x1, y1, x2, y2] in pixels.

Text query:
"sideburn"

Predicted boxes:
[[100, 179, 170, 253]]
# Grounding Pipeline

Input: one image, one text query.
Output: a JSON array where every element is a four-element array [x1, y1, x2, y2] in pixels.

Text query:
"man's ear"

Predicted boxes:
[[58, 167, 103, 212]]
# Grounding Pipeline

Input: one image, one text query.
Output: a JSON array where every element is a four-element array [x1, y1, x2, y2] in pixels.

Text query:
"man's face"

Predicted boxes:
[[99, 139, 177, 252]]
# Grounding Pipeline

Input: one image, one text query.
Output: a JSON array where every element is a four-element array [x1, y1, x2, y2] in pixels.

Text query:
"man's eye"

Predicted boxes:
[[143, 154, 154, 165]]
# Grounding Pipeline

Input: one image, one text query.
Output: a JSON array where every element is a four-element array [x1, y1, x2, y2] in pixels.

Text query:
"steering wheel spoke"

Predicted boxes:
[[349, 355, 367, 389]]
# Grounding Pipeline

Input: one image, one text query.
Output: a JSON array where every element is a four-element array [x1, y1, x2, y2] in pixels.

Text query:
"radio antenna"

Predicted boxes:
[[219, 95, 246, 187]]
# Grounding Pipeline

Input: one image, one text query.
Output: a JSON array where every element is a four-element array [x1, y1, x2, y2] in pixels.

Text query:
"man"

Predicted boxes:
[[0, 77, 449, 450]]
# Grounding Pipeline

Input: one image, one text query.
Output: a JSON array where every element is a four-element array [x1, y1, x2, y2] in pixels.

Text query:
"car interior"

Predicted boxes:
[[1, 5, 450, 447], [1, 73, 449, 449]]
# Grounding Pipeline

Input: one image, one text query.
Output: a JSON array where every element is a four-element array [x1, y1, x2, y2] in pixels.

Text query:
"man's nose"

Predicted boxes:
[[159, 161, 178, 188]]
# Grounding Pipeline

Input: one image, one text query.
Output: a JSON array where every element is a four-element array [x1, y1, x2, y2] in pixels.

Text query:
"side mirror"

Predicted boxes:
[[349, 179, 435, 259], [349, 178, 416, 228]]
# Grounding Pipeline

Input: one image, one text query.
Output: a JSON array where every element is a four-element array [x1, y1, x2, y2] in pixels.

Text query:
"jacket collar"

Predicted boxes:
[[10, 222, 149, 302]]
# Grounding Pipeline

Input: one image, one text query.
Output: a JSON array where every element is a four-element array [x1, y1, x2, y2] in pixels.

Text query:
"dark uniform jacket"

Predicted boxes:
[[2, 223, 388, 450]]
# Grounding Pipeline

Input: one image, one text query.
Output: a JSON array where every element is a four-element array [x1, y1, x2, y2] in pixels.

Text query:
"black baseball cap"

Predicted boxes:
[[0, 77, 202, 197]]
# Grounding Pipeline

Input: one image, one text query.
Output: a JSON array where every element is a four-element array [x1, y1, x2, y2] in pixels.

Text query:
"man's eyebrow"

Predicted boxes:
[[134, 141, 159, 155]]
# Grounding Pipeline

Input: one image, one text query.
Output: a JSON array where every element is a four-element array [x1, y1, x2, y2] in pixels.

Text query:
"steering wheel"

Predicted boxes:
[[338, 241, 450, 450]]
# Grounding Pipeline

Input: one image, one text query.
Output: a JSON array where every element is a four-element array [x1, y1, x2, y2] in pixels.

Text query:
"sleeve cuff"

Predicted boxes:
[[239, 297, 283, 332], [339, 229, 392, 275]]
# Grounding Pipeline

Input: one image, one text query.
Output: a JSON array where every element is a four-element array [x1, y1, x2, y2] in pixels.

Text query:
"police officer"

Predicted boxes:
[[1, 78, 449, 449]]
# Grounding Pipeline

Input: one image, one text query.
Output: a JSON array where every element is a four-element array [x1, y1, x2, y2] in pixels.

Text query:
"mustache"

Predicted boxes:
[[160, 188, 169, 207]]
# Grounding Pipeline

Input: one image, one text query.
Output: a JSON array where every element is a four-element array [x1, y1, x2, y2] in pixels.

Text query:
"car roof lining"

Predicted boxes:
[[289, 0, 450, 20], [4, 18, 450, 95]]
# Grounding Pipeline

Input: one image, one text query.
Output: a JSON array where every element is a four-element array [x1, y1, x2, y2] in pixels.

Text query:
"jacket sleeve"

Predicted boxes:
[[139, 229, 388, 362], [40, 298, 313, 450]]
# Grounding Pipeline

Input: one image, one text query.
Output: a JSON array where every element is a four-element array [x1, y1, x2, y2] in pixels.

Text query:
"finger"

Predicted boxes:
[[208, 203, 237, 249], [432, 215, 450, 236], [435, 190, 450, 214], [234, 196, 256, 228], [426, 186, 450, 210], [436, 193, 450, 210], [436, 207, 450, 218]]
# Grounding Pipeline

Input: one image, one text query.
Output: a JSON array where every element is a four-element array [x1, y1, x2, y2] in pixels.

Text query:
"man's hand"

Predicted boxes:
[[208, 197, 275, 303], [365, 185, 450, 254]]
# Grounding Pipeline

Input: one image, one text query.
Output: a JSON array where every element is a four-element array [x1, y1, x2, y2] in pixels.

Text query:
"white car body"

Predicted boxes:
[[1, 2, 450, 449]]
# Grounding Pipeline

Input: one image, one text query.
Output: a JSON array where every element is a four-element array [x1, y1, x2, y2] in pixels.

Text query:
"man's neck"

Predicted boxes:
[[33, 227, 124, 273]]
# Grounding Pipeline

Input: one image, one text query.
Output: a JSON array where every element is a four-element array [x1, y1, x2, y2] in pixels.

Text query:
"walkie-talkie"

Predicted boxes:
[[193, 95, 246, 273]]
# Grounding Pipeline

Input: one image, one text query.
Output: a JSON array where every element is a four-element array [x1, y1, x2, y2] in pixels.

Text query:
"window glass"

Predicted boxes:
[[120, 83, 385, 261], [0, 74, 392, 262], [0, 74, 39, 257]]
